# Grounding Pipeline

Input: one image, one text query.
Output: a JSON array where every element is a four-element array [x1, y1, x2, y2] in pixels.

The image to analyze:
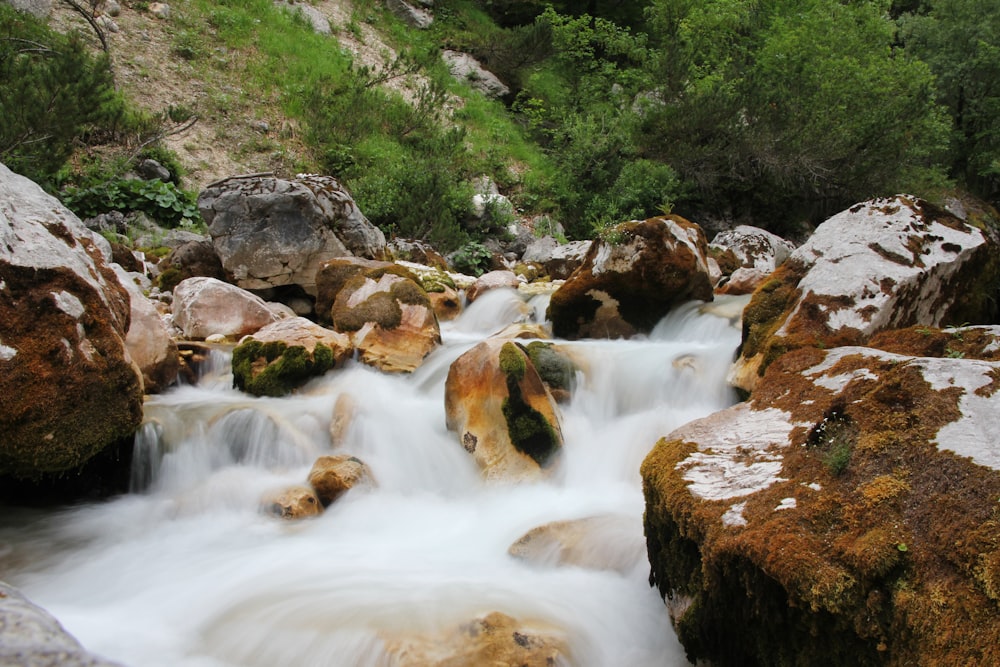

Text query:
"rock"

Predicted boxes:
[[273, 0, 330, 34], [232, 318, 350, 396], [730, 195, 1000, 393], [114, 266, 179, 393], [643, 344, 1000, 666], [95, 14, 119, 33], [329, 393, 357, 447], [548, 215, 714, 340], [172, 276, 280, 340], [711, 225, 796, 273], [102, 0, 121, 17], [331, 266, 440, 373], [716, 266, 771, 296], [0, 162, 143, 478], [523, 341, 576, 402], [388, 238, 448, 270], [386, 611, 566, 667], [384, 0, 432, 29], [445, 339, 563, 481], [156, 239, 228, 293], [5, 0, 51, 18], [442, 50, 510, 98], [465, 269, 521, 303], [427, 284, 462, 322], [135, 158, 171, 182], [261, 485, 322, 519], [314, 257, 397, 323], [198, 173, 386, 296], [148, 2, 169, 19], [307, 454, 373, 506], [521, 236, 592, 280], [508, 515, 646, 574], [0, 581, 126, 667]]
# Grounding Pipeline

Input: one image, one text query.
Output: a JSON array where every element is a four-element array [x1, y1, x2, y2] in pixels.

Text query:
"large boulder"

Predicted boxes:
[[0, 581, 125, 667], [314, 257, 397, 324], [521, 236, 592, 280], [114, 265, 179, 393], [445, 340, 563, 481], [547, 216, 714, 339], [198, 173, 386, 296], [231, 317, 351, 396], [155, 238, 227, 293], [171, 276, 281, 340], [465, 269, 520, 303], [0, 163, 143, 478], [442, 50, 510, 98], [643, 341, 1000, 666], [711, 225, 797, 296], [331, 266, 440, 373], [731, 195, 1000, 393], [385, 612, 566, 667]]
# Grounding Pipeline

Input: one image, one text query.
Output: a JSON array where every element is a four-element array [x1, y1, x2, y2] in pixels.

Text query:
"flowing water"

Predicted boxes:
[[0, 289, 746, 667]]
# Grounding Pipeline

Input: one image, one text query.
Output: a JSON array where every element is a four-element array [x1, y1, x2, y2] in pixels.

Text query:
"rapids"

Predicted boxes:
[[0, 288, 746, 667]]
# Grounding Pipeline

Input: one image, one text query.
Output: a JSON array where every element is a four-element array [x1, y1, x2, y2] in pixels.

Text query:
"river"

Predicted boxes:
[[0, 288, 746, 667]]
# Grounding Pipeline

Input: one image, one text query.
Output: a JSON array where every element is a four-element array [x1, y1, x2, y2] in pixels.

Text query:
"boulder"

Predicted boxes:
[[521, 236, 592, 280], [643, 343, 1000, 666], [261, 485, 322, 519], [332, 267, 440, 373], [198, 173, 386, 296], [710, 225, 795, 274], [442, 50, 510, 98], [307, 454, 373, 506], [156, 239, 227, 293], [231, 317, 351, 396], [0, 163, 143, 478], [427, 284, 462, 322], [385, 612, 566, 667], [384, 0, 432, 29], [172, 276, 280, 340], [273, 0, 330, 34], [508, 514, 646, 574], [445, 340, 563, 481], [465, 269, 521, 303], [523, 341, 576, 403], [314, 257, 397, 324], [0, 581, 125, 667], [6, 0, 51, 18], [731, 195, 1000, 393], [548, 216, 714, 340], [388, 238, 448, 270], [114, 265, 179, 393]]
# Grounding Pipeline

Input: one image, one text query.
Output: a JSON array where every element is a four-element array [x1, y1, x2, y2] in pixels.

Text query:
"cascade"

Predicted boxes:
[[0, 289, 747, 667]]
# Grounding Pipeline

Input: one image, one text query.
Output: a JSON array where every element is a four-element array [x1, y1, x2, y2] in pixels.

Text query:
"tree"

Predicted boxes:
[[899, 0, 1000, 202], [0, 5, 122, 186]]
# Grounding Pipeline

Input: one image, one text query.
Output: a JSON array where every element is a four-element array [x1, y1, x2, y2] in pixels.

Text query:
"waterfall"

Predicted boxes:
[[0, 291, 748, 667]]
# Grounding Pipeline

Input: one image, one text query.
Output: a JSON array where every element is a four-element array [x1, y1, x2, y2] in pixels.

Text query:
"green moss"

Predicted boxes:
[[155, 266, 183, 292], [525, 341, 575, 392], [501, 396, 560, 467], [418, 270, 456, 293], [499, 342, 526, 380], [389, 278, 431, 307], [232, 338, 335, 397], [333, 290, 402, 332]]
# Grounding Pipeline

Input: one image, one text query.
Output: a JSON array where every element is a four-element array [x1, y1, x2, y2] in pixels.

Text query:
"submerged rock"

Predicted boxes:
[[445, 339, 563, 481], [730, 195, 999, 393], [307, 454, 373, 506], [643, 344, 1000, 666], [547, 215, 714, 339], [261, 485, 322, 520], [385, 611, 566, 667], [508, 514, 646, 574], [0, 163, 143, 478]]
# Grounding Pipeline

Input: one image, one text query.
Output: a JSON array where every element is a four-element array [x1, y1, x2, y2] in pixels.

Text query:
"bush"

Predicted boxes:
[[450, 240, 493, 276], [61, 178, 200, 228], [0, 6, 125, 187]]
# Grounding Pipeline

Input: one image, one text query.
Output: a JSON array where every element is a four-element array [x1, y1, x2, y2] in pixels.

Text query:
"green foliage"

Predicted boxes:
[[898, 0, 1000, 200], [61, 178, 200, 228], [450, 240, 493, 275], [0, 5, 125, 186]]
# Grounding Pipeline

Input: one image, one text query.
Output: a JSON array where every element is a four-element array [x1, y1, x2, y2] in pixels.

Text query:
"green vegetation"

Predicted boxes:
[[4, 0, 999, 247], [232, 339, 337, 397], [61, 178, 200, 228]]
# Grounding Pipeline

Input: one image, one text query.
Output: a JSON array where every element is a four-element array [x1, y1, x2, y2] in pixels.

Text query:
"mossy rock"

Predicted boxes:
[[525, 341, 576, 393], [232, 338, 336, 397]]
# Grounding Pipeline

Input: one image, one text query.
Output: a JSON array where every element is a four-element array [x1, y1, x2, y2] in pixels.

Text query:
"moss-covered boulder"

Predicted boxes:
[[313, 257, 399, 324], [547, 215, 714, 340], [331, 267, 441, 373], [524, 341, 577, 403], [232, 317, 350, 396], [445, 339, 563, 481], [0, 163, 143, 479], [711, 225, 796, 295], [642, 344, 1000, 666], [730, 195, 1000, 393]]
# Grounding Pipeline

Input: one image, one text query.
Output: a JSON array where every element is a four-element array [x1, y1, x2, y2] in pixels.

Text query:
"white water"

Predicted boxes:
[[0, 289, 746, 667]]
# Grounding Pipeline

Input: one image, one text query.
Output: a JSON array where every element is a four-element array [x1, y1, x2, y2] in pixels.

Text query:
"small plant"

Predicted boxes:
[[61, 178, 200, 228], [450, 240, 493, 276]]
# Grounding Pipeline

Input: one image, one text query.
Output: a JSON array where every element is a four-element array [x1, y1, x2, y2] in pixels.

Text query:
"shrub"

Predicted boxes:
[[61, 178, 200, 228]]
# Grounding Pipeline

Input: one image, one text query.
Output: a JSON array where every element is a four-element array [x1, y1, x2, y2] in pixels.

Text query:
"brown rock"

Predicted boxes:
[[465, 270, 521, 303], [548, 215, 714, 340], [172, 276, 280, 340], [261, 485, 322, 519], [508, 514, 645, 574], [307, 454, 373, 506]]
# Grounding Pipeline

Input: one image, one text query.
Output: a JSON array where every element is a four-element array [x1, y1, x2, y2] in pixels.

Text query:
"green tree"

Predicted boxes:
[[641, 0, 950, 227], [899, 0, 1000, 201], [0, 5, 123, 186]]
